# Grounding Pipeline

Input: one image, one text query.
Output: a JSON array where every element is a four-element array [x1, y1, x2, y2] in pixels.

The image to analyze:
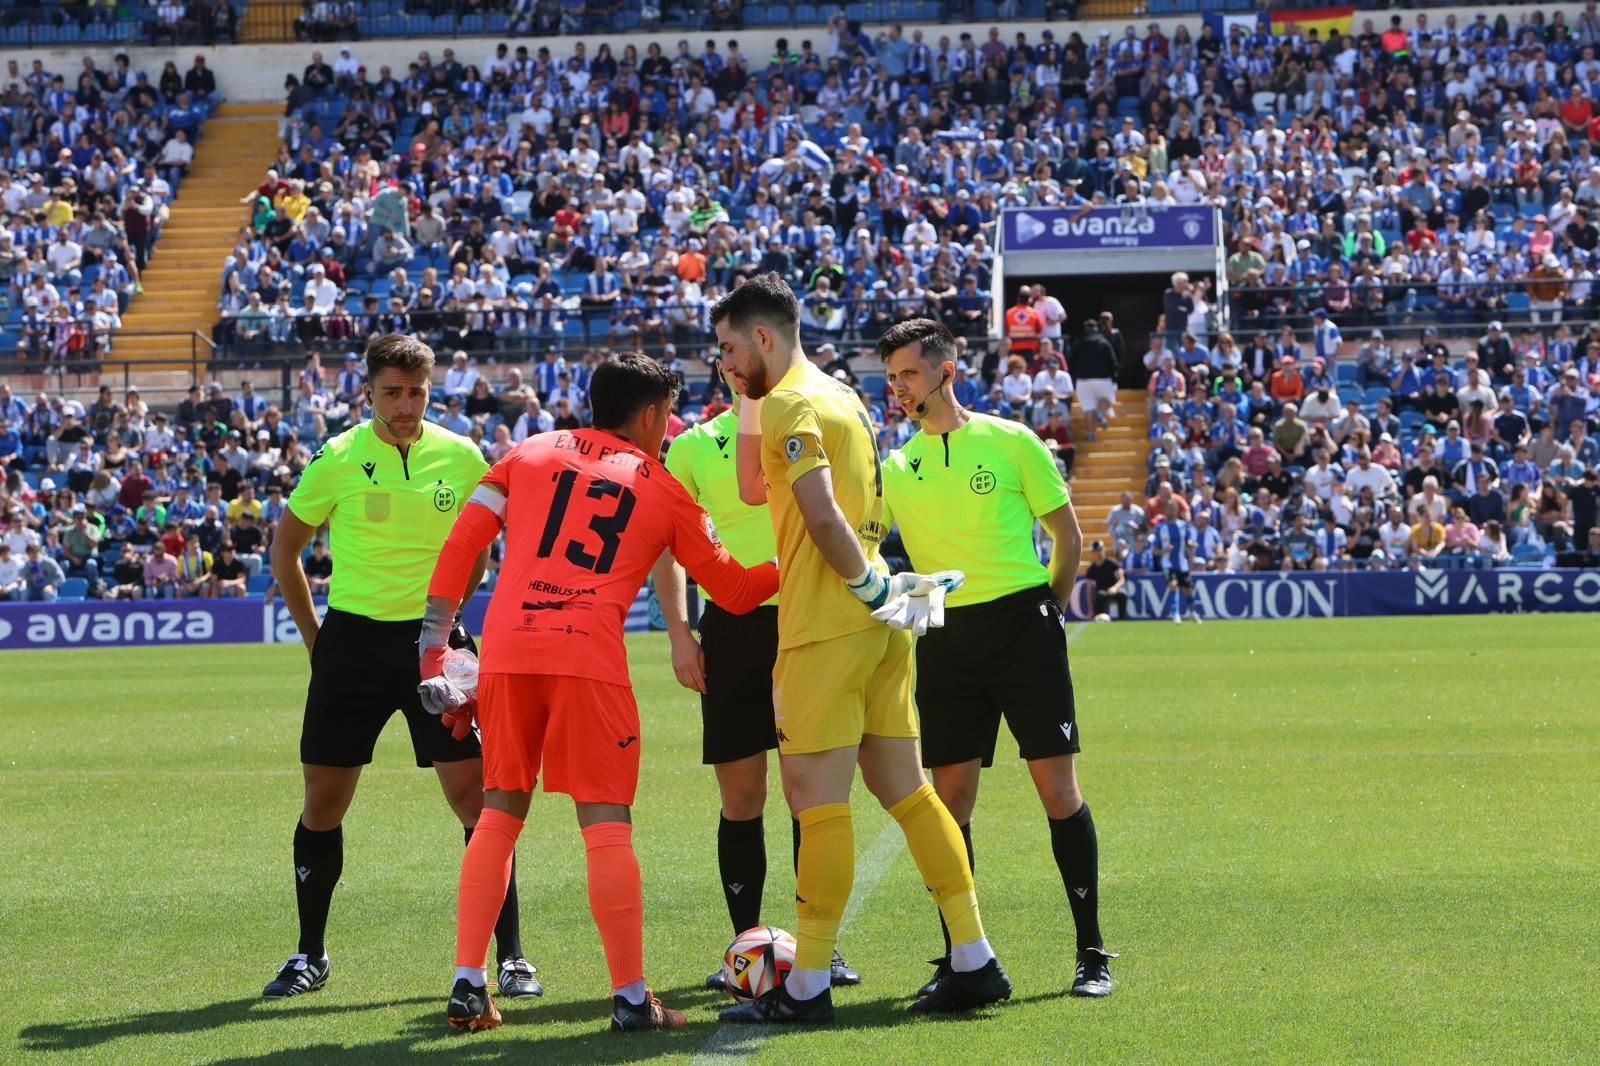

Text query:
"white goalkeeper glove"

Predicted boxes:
[[848, 567, 965, 634]]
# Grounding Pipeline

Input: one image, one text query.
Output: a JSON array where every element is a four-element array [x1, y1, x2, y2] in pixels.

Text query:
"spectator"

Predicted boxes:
[[1085, 541, 1127, 622], [210, 543, 248, 598]]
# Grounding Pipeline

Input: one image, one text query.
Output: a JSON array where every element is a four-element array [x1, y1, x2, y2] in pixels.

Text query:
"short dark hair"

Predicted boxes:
[[876, 317, 958, 367], [365, 333, 436, 378], [589, 352, 679, 431], [708, 272, 800, 338]]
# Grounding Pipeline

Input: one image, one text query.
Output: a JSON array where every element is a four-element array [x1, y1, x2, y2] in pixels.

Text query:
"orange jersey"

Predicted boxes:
[[1005, 304, 1042, 350], [478, 428, 778, 681]]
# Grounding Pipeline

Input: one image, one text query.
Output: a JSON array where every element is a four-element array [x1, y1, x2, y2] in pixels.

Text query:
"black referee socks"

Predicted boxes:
[[1049, 803, 1103, 951], [717, 814, 766, 935], [937, 822, 976, 957], [464, 825, 524, 964], [293, 820, 342, 959]]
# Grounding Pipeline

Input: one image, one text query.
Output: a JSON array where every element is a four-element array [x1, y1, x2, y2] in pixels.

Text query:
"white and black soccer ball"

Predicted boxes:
[[720, 925, 796, 1002]]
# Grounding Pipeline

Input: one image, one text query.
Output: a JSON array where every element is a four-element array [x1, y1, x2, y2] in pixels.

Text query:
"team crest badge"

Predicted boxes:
[[432, 485, 458, 512], [784, 436, 804, 461]]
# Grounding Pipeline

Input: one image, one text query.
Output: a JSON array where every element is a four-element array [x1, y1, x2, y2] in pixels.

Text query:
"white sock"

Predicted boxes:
[[613, 979, 646, 1006], [950, 937, 996, 973], [455, 965, 488, 987], [784, 966, 832, 1001]]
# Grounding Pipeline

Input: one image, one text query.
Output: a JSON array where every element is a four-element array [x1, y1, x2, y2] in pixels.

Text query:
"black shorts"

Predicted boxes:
[[697, 600, 779, 765], [915, 584, 1080, 769], [1165, 566, 1192, 589], [301, 608, 482, 768]]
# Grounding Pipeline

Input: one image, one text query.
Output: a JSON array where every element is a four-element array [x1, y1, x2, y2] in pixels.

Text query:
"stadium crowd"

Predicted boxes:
[[9, 7, 1600, 603], [1, 51, 222, 362]]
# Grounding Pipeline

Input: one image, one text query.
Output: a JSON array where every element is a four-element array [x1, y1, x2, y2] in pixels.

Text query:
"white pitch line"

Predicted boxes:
[[690, 623, 1087, 1061]]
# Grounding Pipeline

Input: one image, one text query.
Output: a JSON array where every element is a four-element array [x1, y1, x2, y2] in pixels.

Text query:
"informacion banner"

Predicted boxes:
[[1002, 204, 1218, 252], [1059, 568, 1600, 622], [5, 572, 1597, 648], [0, 588, 658, 650]]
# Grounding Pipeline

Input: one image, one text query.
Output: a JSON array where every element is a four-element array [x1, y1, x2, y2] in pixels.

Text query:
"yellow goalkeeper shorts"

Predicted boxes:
[[771, 625, 918, 755]]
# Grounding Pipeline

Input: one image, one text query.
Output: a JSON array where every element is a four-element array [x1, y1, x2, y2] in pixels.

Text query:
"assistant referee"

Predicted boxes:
[[877, 318, 1117, 999], [652, 366, 858, 991], [261, 334, 537, 1001]]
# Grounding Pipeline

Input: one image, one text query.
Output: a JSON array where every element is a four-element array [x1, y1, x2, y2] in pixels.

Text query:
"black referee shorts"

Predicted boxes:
[[301, 608, 482, 769], [697, 600, 779, 765], [915, 584, 1080, 769]]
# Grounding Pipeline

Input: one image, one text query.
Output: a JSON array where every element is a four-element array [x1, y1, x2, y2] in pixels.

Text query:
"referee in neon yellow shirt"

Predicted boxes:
[[878, 319, 1117, 999], [261, 334, 538, 1001], [653, 367, 858, 990]]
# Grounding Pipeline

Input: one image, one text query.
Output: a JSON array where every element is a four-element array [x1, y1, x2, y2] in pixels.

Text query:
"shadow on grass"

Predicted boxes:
[[18, 983, 991, 1063], [16, 995, 438, 1053]]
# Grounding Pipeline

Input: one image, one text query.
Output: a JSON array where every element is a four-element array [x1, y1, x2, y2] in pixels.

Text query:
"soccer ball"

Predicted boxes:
[[720, 925, 796, 1002]]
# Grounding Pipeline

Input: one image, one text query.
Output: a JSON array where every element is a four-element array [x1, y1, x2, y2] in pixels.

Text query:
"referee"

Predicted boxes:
[[261, 334, 538, 1000], [652, 367, 858, 990], [877, 319, 1117, 999]]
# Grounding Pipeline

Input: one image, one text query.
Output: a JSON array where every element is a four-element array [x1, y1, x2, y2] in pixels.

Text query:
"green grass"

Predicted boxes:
[[3, 617, 1598, 1064]]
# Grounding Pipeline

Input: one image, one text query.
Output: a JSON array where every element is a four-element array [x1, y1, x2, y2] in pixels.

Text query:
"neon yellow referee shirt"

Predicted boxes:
[[664, 407, 778, 607], [880, 414, 1070, 608], [286, 419, 488, 621]]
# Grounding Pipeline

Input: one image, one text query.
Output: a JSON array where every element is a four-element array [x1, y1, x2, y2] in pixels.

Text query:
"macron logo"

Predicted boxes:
[[1015, 211, 1047, 245]]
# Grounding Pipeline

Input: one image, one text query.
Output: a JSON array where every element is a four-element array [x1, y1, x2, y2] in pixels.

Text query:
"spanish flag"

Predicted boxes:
[[1268, 4, 1354, 38]]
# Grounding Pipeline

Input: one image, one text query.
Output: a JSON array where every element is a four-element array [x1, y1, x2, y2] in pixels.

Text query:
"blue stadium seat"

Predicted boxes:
[[862, 374, 886, 399], [58, 578, 89, 602], [1504, 292, 1530, 312], [1335, 362, 1358, 385], [247, 573, 274, 595], [794, 4, 819, 23]]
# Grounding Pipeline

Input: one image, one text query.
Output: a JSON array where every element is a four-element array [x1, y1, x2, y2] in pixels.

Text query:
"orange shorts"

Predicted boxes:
[[476, 673, 641, 805]]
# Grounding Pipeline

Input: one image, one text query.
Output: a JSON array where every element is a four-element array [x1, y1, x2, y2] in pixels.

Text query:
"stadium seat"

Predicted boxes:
[[1504, 292, 1530, 312], [58, 578, 89, 602], [247, 573, 274, 595], [794, 4, 819, 22], [1336, 363, 1358, 385]]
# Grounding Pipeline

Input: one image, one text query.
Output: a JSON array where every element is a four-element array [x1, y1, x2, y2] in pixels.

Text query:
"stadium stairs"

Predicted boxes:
[[114, 103, 281, 377], [237, 3, 282, 44], [1071, 388, 1150, 568]]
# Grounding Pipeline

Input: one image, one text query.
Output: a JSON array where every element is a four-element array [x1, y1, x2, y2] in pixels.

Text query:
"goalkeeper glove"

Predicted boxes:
[[868, 570, 966, 635], [418, 601, 454, 681]]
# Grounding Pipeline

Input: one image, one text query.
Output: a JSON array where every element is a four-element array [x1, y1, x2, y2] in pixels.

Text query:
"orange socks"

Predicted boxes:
[[583, 821, 645, 990], [455, 807, 523, 969]]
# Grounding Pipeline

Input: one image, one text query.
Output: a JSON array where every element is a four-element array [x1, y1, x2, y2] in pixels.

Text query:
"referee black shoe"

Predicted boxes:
[[719, 983, 834, 1025], [706, 969, 727, 991], [915, 956, 952, 998], [1070, 947, 1118, 998], [497, 956, 543, 998], [906, 958, 1012, 1014], [262, 953, 328, 998], [446, 977, 502, 1032], [830, 949, 861, 986]]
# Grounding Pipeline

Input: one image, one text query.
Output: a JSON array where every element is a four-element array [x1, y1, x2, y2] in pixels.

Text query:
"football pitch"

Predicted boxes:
[[2, 615, 1597, 1064]]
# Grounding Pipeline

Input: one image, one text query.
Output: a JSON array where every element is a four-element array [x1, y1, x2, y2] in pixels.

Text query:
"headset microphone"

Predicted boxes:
[[914, 370, 951, 415]]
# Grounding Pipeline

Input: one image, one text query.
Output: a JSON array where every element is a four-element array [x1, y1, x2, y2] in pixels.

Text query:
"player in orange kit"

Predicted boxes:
[[420, 353, 780, 1034]]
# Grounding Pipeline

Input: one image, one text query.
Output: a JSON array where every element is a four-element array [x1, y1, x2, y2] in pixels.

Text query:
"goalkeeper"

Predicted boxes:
[[878, 319, 1115, 1000], [710, 274, 1011, 1025]]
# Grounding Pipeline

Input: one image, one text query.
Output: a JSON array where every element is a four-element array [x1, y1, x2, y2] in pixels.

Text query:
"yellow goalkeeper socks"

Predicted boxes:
[[792, 803, 854, 973], [890, 783, 986, 947]]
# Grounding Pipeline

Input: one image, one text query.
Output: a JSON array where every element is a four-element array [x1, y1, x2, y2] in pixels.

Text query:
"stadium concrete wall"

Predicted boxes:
[[4, 2, 1586, 103]]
